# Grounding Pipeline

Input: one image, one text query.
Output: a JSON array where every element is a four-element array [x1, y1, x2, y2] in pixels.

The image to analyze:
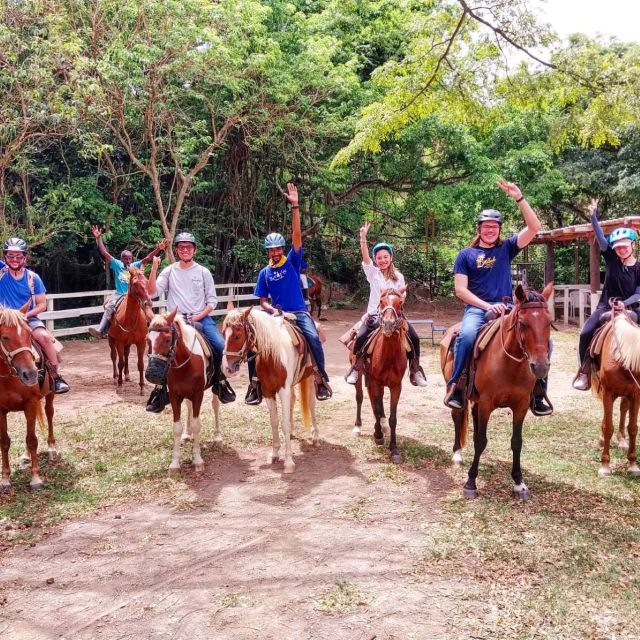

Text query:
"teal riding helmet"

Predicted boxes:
[[608, 227, 638, 246], [371, 242, 393, 258]]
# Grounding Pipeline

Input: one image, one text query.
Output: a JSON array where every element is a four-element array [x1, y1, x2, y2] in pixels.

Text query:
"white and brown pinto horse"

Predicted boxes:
[[0, 305, 56, 491], [594, 310, 640, 477], [222, 307, 319, 474], [146, 309, 221, 473]]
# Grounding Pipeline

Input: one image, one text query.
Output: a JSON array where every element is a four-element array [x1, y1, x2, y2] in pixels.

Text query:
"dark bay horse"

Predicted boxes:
[[146, 309, 221, 473], [364, 289, 408, 464], [593, 311, 640, 477], [440, 283, 553, 498], [0, 305, 56, 491], [108, 267, 153, 394], [222, 307, 319, 474]]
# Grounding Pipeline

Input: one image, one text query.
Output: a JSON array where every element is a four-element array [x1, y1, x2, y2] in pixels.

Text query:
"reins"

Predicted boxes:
[[223, 317, 258, 363]]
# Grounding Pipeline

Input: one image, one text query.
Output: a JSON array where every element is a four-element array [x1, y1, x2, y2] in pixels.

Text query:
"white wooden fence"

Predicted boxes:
[[41, 283, 257, 337]]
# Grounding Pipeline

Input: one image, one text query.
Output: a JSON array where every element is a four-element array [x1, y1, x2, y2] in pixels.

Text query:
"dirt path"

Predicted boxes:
[[1, 305, 482, 640]]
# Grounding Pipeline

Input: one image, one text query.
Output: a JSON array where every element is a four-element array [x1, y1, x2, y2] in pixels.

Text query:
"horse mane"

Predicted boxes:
[[520, 288, 545, 304], [149, 312, 196, 343], [0, 306, 28, 328], [613, 313, 640, 371], [224, 307, 290, 362]]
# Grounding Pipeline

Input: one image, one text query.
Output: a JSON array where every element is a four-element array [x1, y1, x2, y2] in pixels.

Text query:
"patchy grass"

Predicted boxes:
[[314, 580, 369, 612]]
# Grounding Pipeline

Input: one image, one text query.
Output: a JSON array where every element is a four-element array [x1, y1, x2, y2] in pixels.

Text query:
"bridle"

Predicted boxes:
[[0, 327, 37, 379], [222, 317, 258, 363], [148, 322, 195, 371], [114, 278, 152, 334], [378, 295, 404, 335], [499, 301, 549, 363]]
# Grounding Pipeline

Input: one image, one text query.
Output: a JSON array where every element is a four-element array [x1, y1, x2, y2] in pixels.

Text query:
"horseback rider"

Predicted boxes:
[[88, 225, 169, 339], [0, 237, 70, 394], [344, 221, 428, 387], [244, 182, 332, 405], [443, 180, 552, 415], [144, 232, 236, 412], [573, 198, 640, 391]]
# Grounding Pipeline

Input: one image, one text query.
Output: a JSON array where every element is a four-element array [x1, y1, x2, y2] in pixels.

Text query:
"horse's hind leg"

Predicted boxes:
[[600, 390, 616, 477], [45, 394, 57, 462], [625, 398, 639, 476], [211, 393, 222, 444], [136, 341, 145, 395], [109, 338, 118, 386], [24, 403, 43, 491], [0, 412, 11, 492], [353, 374, 363, 435], [278, 388, 295, 473], [265, 398, 282, 465], [116, 343, 126, 391], [182, 400, 194, 442], [452, 407, 466, 465], [618, 397, 630, 451], [169, 397, 184, 474], [188, 395, 205, 473], [368, 380, 384, 445], [511, 404, 530, 499], [463, 403, 489, 498], [388, 385, 402, 464], [124, 344, 131, 381]]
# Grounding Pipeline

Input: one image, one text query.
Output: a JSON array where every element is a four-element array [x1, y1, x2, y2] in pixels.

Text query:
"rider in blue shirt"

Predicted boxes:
[[245, 183, 331, 405]]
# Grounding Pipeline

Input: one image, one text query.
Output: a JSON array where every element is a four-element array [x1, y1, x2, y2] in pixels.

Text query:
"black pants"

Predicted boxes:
[[354, 314, 420, 359]]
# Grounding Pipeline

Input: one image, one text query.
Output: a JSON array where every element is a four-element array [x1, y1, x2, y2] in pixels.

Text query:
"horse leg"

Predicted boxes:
[[116, 343, 126, 391], [290, 384, 296, 436], [124, 344, 131, 382], [511, 404, 530, 499], [368, 380, 384, 445], [45, 393, 57, 462], [189, 394, 205, 473], [626, 398, 639, 476], [451, 407, 466, 465], [307, 378, 320, 446], [599, 390, 615, 477], [24, 402, 43, 491], [0, 412, 11, 493], [279, 387, 295, 473], [265, 397, 281, 465], [109, 337, 118, 386], [211, 393, 222, 444], [169, 396, 184, 474], [463, 403, 490, 498], [618, 397, 630, 452], [380, 389, 389, 434], [182, 400, 194, 442], [136, 341, 145, 395], [353, 374, 363, 435], [388, 384, 402, 464]]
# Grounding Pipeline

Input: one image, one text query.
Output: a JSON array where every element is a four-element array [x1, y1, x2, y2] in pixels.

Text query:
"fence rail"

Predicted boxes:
[[42, 283, 257, 337]]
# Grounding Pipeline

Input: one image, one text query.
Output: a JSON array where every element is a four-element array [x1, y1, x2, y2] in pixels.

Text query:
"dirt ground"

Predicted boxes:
[[0, 301, 531, 640]]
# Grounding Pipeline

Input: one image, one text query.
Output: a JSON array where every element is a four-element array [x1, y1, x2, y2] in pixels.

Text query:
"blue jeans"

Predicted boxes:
[[248, 311, 328, 381], [200, 316, 224, 368]]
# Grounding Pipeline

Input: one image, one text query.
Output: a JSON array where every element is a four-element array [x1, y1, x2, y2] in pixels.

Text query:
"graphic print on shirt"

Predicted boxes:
[[475, 254, 497, 270]]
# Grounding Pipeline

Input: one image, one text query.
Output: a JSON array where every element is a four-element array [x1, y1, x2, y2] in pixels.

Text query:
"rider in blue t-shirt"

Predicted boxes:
[[443, 180, 552, 415], [88, 225, 168, 338], [245, 183, 331, 405]]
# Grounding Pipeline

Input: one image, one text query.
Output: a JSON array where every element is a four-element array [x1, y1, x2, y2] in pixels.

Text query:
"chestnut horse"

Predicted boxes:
[[146, 309, 221, 473], [108, 267, 153, 394], [307, 275, 323, 319], [364, 289, 408, 464], [222, 307, 319, 474], [0, 306, 56, 492], [440, 284, 553, 499], [593, 311, 640, 477]]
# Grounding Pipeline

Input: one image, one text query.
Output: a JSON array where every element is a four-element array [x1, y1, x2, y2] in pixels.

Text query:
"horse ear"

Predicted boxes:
[[242, 306, 252, 320], [398, 286, 407, 298], [19, 301, 30, 315], [166, 307, 178, 323], [514, 285, 526, 304], [541, 281, 554, 301]]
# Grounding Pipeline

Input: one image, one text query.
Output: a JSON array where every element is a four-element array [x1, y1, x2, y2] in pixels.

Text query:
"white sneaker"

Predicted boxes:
[[411, 371, 428, 387], [345, 369, 359, 385]]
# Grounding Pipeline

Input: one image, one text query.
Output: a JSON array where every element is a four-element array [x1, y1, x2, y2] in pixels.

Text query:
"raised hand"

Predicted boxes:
[[283, 182, 299, 208], [589, 197, 599, 216], [156, 237, 169, 251], [90, 224, 102, 239], [359, 221, 370, 242], [497, 179, 523, 202]]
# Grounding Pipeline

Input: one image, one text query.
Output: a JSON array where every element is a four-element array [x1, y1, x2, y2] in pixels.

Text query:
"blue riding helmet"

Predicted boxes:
[[371, 242, 393, 258], [608, 227, 638, 246], [264, 232, 286, 249]]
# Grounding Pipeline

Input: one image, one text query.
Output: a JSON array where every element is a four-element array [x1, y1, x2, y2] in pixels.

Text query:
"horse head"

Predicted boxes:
[[0, 304, 39, 386], [128, 267, 154, 320], [511, 282, 553, 380], [378, 287, 406, 337], [145, 307, 180, 385], [221, 306, 253, 376]]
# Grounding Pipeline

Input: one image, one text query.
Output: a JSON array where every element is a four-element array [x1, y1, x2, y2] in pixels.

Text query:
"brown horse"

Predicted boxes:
[[307, 274, 323, 319], [146, 309, 222, 473], [108, 267, 153, 394], [364, 289, 408, 464], [593, 311, 640, 477], [222, 306, 319, 473], [440, 283, 553, 498], [0, 305, 56, 492]]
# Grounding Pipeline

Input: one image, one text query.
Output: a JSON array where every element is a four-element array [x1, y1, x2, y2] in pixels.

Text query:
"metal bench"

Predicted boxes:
[[407, 318, 446, 345]]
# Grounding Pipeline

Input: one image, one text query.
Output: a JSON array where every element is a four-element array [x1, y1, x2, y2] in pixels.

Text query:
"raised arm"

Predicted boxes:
[[140, 237, 169, 265], [359, 221, 372, 265], [589, 198, 608, 252], [284, 183, 302, 252], [497, 180, 542, 249], [147, 256, 161, 296], [91, 225, 113, 263]]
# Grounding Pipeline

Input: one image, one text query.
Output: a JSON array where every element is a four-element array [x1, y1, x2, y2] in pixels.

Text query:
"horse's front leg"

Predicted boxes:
[[169, 394, 184, 474], [368, 380, 384, 445], [45, 393, 57, 462], [265, 397, 281, 465], [353, 373, 363, 435], [511, 403, 530, 499], [124, 344, 131, 382], [0, 412, 11, 493], [307, 378, 320, 446], [24, 402, 43, 491], [451, 406, 467, 465], [464, 402, 490, 498], [211, 393, 222, 444], [188, 394, 205, 473], [600, 390, 616, 477], [279, 387, 295, 474], [626, 397, 640, 476], [388, 384, 402, 464], [136, 341, 145, 395], [618, 397, 630, 452], [109, 337, 118, 386], [116, 343, 126, 391]]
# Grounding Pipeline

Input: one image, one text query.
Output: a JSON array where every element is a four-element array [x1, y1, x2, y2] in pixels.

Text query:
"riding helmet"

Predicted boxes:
[[608, 227, 638, 247], [3, 237, 28, 253], [477, 209, 503, 225], [264, 232, 286, 249], [371, 242, 393, 257], [173, 232, 197, 247]]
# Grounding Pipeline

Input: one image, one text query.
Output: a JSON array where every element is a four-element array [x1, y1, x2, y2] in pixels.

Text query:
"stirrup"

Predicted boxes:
[[345, 367, 360, 385], [444, 383, 464, 409], [244, 380, 262, 406]]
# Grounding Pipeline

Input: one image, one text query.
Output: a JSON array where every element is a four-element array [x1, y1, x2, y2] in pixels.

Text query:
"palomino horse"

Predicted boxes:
[[108, 267, 153, 394], [146, 309, 221, 473], [0, 306, 56, 491], [593, 310, 640, 477], [307, 274, 323, 319], [222, 307, 319, 473], [440, 284, 553, 498], [364, 289, 408, 464]]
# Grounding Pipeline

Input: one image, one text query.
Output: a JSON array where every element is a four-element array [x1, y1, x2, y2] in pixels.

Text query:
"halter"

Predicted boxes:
[[0, 331, 37, 379], [114, 280, 151, 333], [222, 317, 258, 362], [378, 296, 404, 334], [499, 300, 548, 363], [148, 323, 196, 371]]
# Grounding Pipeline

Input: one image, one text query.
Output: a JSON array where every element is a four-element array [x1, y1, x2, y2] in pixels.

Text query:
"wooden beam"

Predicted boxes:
[[589, 237, 600, 293]]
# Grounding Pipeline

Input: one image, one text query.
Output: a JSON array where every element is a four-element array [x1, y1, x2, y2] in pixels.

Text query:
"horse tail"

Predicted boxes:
[[36, 399, 46, 437], [299, 376, 313, 431]]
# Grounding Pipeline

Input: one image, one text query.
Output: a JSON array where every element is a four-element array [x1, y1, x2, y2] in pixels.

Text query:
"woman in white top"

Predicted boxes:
[[345, 222, 428, 387]]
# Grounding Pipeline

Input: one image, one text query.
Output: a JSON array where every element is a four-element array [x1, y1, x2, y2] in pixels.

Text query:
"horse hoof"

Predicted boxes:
[[452, 451, 463, 465], [29, 482, 44, 492], [48, 450, 58, 463], [628, 464, 640, 477], [598, 466, 611, 478], [283, 463, 295, 474], [116, 386, 124, 395], [391, 453, 402, 465], [463, 487, 478, 499], [374, 436, 385, 446], [168, 466, 181, 476], [212, 435, 223, 444], [0, 482, 11, 494], [513, 488, 530, 500], [19, 455, 31, 468], [193, 463, 204, 474], [312, 438, 321, 447], [181, 434, 193, 443], [618, 440, 629, 452], [352, 426, 361, 436]]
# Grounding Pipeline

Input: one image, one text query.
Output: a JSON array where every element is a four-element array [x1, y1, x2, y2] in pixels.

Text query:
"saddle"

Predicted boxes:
[[188, 320, 215, 389], [31, 341, 50, 390], [280, 316, 313, 384]]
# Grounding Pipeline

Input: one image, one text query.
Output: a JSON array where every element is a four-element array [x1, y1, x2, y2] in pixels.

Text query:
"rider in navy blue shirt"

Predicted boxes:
[[245, 183, 331, 405]]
